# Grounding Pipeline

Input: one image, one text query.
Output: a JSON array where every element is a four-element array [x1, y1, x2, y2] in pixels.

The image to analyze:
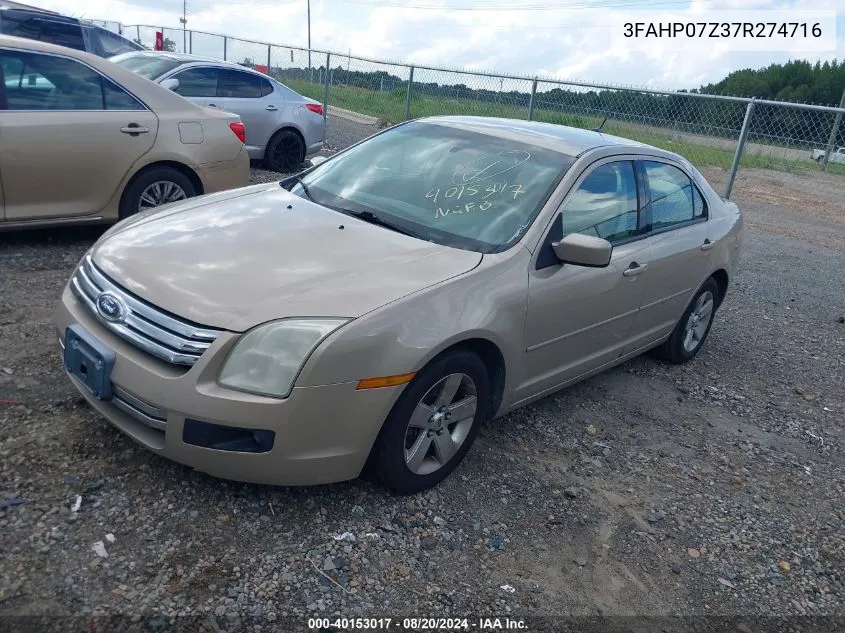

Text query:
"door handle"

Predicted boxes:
[[623, 262, 648, 277], [700, 238, 716, 251], [265, 105, 279, 111], [208, 103, 219, 108], [120, 125, 149, 135]]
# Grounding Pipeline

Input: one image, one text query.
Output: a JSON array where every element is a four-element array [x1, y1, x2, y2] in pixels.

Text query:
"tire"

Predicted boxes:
[[264, 129, 305, 172], [367, 349, 491, 494], [651, 278, 720, 365], [119, 166, 196, 220]]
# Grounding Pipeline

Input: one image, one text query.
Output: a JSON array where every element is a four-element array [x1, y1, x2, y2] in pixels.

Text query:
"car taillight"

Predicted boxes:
[[229, 122, 246, 144], [306, 103, 324, 116]]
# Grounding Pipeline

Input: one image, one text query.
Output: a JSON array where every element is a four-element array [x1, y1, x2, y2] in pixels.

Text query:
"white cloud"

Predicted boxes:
[[32, 0, 845, 92]]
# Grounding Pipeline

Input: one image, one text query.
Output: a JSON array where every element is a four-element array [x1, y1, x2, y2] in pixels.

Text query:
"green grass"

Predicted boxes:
[[282, 76, 845, 178]]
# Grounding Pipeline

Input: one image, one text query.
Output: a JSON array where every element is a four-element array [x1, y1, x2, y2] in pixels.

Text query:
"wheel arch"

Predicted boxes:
[[710, 268, 729, 308], [119, 160, 204, 212]]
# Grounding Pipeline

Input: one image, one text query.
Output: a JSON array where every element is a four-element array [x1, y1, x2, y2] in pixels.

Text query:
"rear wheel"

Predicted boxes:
[[119, 166, 196, 220], [651, 278, 719, 364], [264, 129, 305, 172], [368, 350, 491, 493]]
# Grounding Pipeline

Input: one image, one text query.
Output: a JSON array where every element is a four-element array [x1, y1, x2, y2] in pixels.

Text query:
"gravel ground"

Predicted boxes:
[[1, 123, 843, 631]]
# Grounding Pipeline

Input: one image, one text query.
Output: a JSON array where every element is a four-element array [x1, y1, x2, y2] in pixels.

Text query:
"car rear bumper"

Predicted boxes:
[[54, 284, 401, 486], [195, 149, 250, 195]]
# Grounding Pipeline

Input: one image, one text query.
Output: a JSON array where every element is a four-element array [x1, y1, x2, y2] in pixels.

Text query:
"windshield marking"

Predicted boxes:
[[452, 151, 532, 184]]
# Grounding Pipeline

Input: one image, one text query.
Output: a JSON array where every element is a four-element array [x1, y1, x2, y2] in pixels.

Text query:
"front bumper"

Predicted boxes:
[[54, 284, 402, 486]]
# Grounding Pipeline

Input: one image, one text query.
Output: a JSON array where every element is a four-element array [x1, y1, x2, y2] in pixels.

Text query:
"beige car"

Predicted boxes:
[[0, 35, 249, 230], [54, 117, 743, 493]]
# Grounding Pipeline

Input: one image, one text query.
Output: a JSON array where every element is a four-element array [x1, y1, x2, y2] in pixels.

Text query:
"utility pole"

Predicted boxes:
[[307, 0, 311, 70], [179, 0, 187, 53]]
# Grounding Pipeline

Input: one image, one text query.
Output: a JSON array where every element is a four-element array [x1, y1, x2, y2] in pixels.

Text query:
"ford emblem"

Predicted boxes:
[[96, 292, 127, 323]]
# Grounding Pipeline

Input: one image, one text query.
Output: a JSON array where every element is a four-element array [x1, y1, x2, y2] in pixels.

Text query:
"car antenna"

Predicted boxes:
[[593, 117, 608, 133]]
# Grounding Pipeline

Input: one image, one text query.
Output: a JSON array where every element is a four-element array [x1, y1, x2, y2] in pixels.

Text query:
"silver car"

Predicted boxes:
[[110, 51, 325, 171]]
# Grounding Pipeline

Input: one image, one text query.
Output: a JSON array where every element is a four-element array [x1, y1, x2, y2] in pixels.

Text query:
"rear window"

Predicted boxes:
[[110, 53, 183, 80], [89, 27, 142, 57]]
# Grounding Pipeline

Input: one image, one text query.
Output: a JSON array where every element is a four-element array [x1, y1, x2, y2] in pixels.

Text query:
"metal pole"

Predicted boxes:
[[307, 0, 312, 72], [189, 30, 193, 54], [136, 24, 141, 45], [725, 97, 756, 200], [223, 36, 227, 61], [820, 88, 845, 172], [267, 44, 272, 74], [181, 0, 187, 53], [527, 77, 538, 121], [404, 66, 414, 121], [322, 52, 330, 126]]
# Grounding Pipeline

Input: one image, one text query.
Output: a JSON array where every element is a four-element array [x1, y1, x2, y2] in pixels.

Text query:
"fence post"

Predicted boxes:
[[404, 66, 415, 121], [820, 87, 845, 173], [725, 98, 756, 200], [267, 44, 272, 74], [322, 52, 331, 126], [136, 25, 141, 45], [223, 36, 227, 61], [189, 30, 193, 54], [528, 77, 538, 121]]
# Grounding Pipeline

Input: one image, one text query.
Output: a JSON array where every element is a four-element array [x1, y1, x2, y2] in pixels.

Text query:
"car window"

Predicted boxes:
[[218, 69, 269, 98], [38, 20, 85, 50], [0, 13, 42, 39], [90, 27, 141, 57], [295, 121, 574, 254], [643, 161, 705, 230], [0, 50, 139, 111], [562, 161, 639, 243], [172, 67, 218, 97]]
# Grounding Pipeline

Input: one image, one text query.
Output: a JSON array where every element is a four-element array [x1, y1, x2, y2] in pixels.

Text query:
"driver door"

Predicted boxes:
[[516, 159, 651, 401]]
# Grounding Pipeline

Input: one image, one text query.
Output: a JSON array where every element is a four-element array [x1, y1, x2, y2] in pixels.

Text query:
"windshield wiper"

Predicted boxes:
[[293, 176, 317, 203], [342, 209, 417, 238]]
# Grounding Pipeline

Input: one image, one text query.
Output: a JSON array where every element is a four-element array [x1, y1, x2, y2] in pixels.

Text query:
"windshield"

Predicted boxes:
[[110, 53, 183, 80], [294, 121, 574, 253]]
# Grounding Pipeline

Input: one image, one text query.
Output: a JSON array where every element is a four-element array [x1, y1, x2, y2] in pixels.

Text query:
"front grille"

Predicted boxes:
[[70, 255, 221, 366]]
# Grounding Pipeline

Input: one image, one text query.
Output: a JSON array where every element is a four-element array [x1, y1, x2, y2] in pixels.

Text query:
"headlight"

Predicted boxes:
[[218, 318, 349, 398]]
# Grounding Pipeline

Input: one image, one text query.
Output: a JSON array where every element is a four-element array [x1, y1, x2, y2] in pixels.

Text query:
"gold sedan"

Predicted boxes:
[[0, 35, 249, 231]]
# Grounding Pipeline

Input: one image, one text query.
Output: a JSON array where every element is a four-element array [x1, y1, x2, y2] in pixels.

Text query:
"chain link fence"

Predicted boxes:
[[127, 25, 845, 200]]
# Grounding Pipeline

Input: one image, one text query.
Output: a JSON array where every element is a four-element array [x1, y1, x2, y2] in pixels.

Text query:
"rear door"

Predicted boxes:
[[622, 160, 713, 352], [170, 65, 219, 109], [217, 68, 280, 151], [0, 47, 158, 221]]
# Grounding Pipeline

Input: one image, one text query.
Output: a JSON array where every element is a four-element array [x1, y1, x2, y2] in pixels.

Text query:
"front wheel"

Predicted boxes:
[[651, 278, 719, 364], [368, 350, 491, 494]]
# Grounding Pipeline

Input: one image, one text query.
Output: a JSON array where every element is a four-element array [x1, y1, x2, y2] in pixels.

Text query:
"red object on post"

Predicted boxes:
[[154, 31, 164, 51], [255, 64, 268, 74]]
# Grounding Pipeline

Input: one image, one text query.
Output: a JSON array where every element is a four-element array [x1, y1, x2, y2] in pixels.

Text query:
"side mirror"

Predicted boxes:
[[160, 77, 179, 91], [552, 233, 612, 268], [309, 155, 328, 167]]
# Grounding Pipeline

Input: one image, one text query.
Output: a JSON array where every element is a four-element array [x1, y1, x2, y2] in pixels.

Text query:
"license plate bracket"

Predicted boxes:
[[63, 324, 115, 400]]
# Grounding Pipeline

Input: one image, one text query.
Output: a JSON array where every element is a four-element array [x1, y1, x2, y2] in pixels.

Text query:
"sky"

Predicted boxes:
[[28, 0, 845, 93]]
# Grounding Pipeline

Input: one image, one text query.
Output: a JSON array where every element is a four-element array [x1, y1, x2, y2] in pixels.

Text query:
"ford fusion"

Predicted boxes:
[[54, 116, 743, 493]]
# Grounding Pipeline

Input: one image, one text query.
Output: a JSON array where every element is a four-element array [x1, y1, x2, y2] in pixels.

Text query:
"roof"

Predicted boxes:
[[117, 50, 265, 72], [416, 115, 656, 156], [0, 2, 59, 13]]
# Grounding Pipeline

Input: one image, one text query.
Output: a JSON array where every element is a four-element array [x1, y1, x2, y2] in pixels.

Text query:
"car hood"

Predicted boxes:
[[91, 184, 482, 332]]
